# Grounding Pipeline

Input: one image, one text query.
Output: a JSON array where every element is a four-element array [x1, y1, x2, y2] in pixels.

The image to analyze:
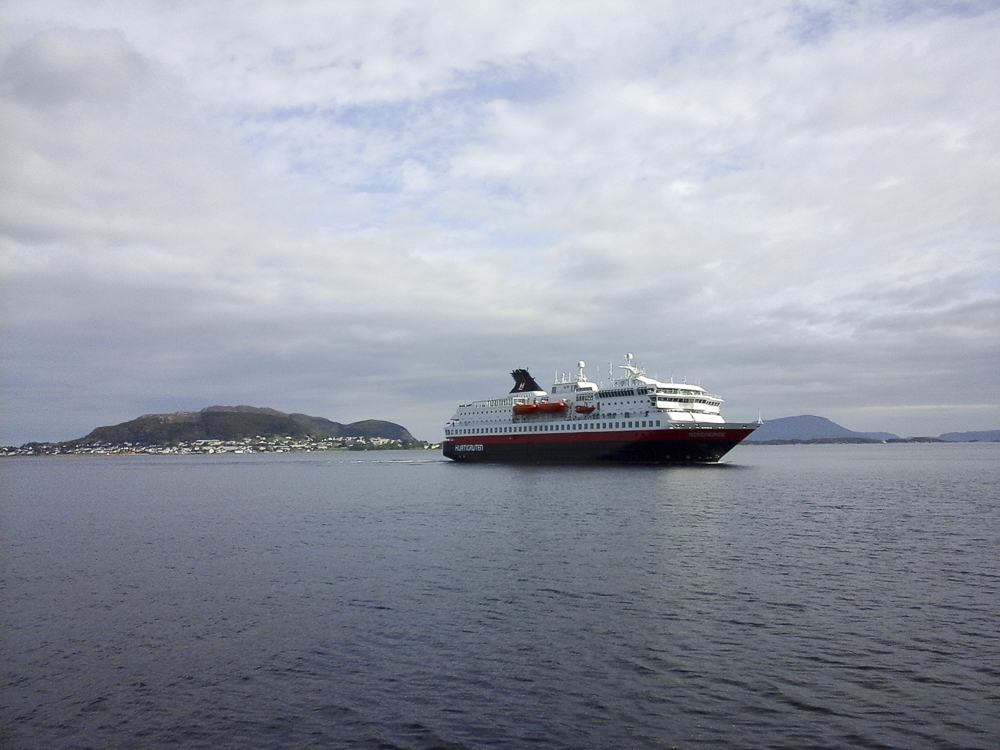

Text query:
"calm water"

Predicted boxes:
[[2, 444, 998, 749]]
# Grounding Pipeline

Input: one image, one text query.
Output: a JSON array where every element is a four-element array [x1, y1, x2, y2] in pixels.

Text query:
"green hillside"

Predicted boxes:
[[65, 406, 417, 446]]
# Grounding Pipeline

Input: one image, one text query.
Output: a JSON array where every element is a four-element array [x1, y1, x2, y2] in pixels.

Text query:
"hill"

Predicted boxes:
[[746, 415, 899, 443], [65, 406, 417, 446], [937, 430, 1000, 442]]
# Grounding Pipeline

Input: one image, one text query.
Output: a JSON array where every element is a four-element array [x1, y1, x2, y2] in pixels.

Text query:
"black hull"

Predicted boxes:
[[443, 428, 755, 464]]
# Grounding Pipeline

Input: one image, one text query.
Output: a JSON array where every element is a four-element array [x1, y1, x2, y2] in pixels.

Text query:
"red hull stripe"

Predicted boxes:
[[445, 429, 752, 446]]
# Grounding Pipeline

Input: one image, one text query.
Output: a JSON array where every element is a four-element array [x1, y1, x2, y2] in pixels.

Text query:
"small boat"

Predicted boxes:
[[537, 401, 568, 412], [512, 403, 539, 415], [575, 405, 596, 414]]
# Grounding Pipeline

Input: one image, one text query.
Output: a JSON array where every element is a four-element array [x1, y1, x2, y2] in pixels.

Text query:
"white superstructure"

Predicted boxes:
[[444, 354, 728, 439]]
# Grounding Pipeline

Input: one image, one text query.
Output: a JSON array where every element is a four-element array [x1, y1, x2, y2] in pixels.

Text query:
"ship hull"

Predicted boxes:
[[443, 427, 755, 464]]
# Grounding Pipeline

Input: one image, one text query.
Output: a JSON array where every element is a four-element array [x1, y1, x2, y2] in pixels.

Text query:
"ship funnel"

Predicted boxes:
[[509, 368, 543, 393]]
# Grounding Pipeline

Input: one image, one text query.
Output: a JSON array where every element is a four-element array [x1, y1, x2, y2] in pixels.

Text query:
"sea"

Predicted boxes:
[[2, 443, 998, 750]]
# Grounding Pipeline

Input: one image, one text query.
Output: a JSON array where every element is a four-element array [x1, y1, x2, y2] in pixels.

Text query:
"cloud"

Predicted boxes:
[[2, 2, 999, 443], [3, 27, 147, 107]]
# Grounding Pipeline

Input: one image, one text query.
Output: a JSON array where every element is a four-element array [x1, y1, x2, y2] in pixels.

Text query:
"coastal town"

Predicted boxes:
[[0, 435, 439, 457]]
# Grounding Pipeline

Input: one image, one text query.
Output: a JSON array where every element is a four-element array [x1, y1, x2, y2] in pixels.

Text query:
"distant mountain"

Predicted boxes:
[[746, 415, 899, 443], [66, 406, 416, 446], [938, 430, 1000, 443]]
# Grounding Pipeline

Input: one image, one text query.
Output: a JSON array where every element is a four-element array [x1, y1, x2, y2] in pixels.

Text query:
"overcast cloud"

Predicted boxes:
[[2, 0, 998, 443]]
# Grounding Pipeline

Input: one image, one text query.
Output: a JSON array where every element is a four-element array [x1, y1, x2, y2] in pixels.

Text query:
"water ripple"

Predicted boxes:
[[2, 446, 999, 749]]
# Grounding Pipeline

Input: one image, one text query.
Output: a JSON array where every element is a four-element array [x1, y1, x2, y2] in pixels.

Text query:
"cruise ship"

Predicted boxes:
[[442, 354, 759, 463]]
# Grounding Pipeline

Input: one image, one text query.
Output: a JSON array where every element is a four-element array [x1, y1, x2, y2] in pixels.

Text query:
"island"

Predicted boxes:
[[743, 415, 1000, 444], [0, 406, 439, 456]]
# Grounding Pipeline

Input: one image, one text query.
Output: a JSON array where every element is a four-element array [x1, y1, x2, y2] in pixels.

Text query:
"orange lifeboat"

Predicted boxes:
[[575, 405, 596, 414], [513, 403, 539, 415], [537, 401, 568, 413]]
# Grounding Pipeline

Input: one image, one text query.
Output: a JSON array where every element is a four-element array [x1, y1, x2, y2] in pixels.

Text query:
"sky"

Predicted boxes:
[[2, 0, 998, 444]]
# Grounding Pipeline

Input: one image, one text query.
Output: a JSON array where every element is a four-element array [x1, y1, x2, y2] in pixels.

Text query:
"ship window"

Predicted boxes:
[[656, 420, 660, 426]]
